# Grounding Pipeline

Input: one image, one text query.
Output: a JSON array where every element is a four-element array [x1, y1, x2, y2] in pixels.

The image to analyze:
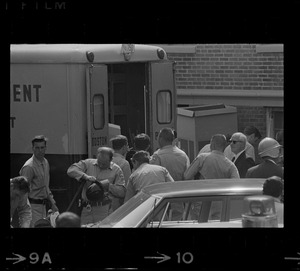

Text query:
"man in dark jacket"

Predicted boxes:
[[229, 132, 255, 178]]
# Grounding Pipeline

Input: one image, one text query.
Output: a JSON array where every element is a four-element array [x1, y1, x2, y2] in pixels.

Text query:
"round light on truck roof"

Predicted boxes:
[[86, 51, 94, 63], [157, 48, 165, 59]]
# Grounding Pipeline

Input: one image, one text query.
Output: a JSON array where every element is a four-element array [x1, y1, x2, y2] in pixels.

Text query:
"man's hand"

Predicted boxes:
[[85, 175, 97, 182], [51, 203, 59, 212], [81, 175, 97, 182]]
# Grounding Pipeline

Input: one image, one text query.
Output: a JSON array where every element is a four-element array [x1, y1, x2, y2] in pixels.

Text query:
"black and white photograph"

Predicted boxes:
[[7, 1, 298, 270]]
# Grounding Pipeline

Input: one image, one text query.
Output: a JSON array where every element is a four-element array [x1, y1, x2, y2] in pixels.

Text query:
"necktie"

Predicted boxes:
[[231, 156, 236, 163]]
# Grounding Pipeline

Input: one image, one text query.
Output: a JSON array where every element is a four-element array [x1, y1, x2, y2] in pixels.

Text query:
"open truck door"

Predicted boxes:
[[86, 65, 109, 158], [150, 61, 176, 151]]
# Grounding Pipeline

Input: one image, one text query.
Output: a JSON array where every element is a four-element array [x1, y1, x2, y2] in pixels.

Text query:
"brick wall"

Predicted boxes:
[[168, 44, 284, 91], [166, 44, 283, 134], [237, 106, 266, 137]]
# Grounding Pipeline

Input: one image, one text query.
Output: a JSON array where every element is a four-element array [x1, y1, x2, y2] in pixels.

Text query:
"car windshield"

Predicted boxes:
[[96, 191, 159, 227]]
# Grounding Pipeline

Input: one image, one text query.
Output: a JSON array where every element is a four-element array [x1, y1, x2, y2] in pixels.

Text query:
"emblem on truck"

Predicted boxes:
[[121, 44, 135, 61]]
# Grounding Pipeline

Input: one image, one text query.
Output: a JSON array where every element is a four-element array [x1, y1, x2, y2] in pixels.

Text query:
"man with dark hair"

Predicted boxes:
[[184, 134, 240, 180], [67, 147, 126, 225], [110, 135, 131, 185], [126, 133, 151, 170], [110, 135, 131, 209], [150, 128, 190, 219], [263, 176, 284, 225], [134, 133, 151, 151], [151, 127, 190, 182], [10, 176, 32, 228], [124, 151, 174, 202], [243, 126, 263, 164], [19, 135, 58, 227]]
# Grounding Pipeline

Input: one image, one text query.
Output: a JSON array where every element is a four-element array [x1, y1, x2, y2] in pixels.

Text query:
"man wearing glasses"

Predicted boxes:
[[229, 133, 255, 178], [224, 132, 255, 162]]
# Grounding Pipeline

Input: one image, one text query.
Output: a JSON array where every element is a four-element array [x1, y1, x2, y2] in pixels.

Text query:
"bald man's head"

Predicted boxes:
[[56, 212, 81, 228]]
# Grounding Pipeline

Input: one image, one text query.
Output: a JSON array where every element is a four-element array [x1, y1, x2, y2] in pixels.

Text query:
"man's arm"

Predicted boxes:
[[124, 176, 135, 203], [185, 154, 191, 169], [67, 160, 92, 181], [184, 156, 201, 180], [122, 161, 132, 186], [230, 164, 240, 179], [164, 168, 175, 182], [19, 166, 34, 184], [109, 167, 126, 198], [46, 188, 59, 212]]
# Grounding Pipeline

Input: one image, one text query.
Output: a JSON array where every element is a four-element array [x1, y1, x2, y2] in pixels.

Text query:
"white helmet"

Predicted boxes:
[[258, 137, 281, 158]]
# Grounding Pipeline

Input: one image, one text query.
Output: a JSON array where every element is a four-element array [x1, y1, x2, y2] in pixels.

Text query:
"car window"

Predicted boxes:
[[98, 192, 154, 227], [228, 197, 245, 221], [146, 196, 226, 227]]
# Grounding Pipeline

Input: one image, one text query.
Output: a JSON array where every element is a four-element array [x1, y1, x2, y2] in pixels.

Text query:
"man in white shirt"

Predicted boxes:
[[150, 128, 190, 182], [110, 135, 132, 186], [110, 135, 132, 208], [19, 135, 58, 227], [184, 134, 240, 180], [125, 151, 174, 202]]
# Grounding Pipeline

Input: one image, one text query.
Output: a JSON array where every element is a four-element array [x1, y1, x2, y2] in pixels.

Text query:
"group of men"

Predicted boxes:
[[11, 125, 284, 227], [10, 135, 81, 228]]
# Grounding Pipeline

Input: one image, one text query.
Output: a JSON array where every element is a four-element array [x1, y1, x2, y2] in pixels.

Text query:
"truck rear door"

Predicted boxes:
[[86, 65, 109, 158], [150, 61, 176, 151]]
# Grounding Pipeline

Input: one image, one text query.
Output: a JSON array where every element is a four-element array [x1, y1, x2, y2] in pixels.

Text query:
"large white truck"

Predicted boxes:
[[10, 44, 176, 213]]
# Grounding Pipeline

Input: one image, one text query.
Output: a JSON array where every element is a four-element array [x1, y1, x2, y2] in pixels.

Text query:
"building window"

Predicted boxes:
[[93, 94, 105, 129], [157, 90, 172, 124], [266, 107, 283, 138]]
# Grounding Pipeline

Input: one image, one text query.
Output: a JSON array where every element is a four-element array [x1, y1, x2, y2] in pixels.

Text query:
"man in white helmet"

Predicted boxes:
[[245, 137, 283, 179]]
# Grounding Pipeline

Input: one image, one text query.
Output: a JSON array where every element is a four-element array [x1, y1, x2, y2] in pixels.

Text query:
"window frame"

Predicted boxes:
[[92, 94, 105, 130], [156, 90, 172, 124]]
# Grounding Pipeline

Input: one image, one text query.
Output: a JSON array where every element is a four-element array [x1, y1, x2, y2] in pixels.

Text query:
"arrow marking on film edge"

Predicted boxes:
[[144, 252, 171, 264], [6, 253, 26, 264], [285, 252, 300, 265]]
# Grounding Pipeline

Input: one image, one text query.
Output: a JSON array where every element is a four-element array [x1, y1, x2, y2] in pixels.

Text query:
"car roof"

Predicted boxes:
[[142, 178, 265, 198]]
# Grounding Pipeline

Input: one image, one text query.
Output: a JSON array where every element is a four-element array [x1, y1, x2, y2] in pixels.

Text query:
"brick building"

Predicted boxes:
[[158, 44, 284, 139]]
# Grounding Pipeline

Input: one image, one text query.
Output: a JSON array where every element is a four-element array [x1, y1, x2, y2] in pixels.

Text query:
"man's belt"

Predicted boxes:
[[82, 198, 111, 208], [28, 198, 48, 205]]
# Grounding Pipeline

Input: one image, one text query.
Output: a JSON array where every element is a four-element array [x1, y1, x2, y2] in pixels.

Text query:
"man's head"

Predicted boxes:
[[134, 133, 151, 151], [32, 135, 48, 161], [110, 135, 129, 156], [55, 212, 81, 228], [210, 134, 227, 152], [10, 176, 30, 200], [263, 176, 283, 199], [131, 150, 150, 170], [96, 147, 114, 169], [258, 137, 281, 160], [157, 128, 174, 148], [230, 132, 247, 155], [243, 126, 262, 145]]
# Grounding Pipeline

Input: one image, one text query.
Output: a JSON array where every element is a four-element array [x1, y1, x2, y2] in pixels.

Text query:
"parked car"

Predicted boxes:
[[85, 179, 266, 228]]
